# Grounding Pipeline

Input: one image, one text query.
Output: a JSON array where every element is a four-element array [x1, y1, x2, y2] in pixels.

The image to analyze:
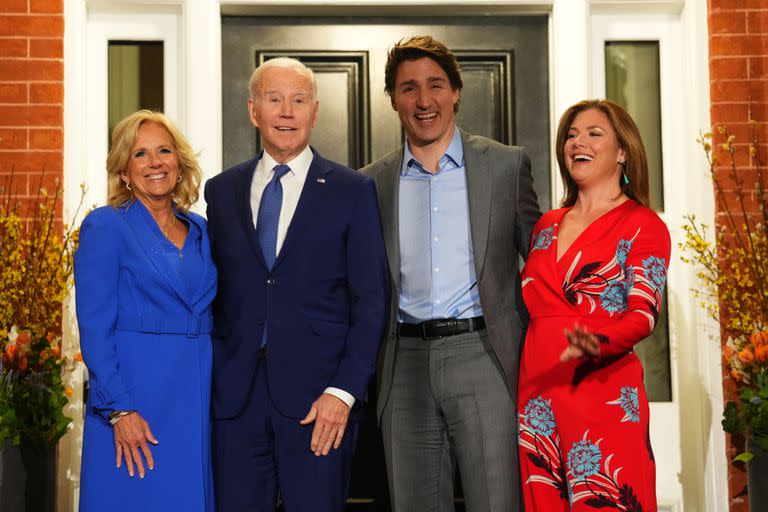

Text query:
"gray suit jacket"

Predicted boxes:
[[361, 129, 542, 420]]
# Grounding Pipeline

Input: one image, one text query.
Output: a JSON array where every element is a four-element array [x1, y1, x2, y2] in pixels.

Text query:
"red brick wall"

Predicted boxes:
[[0, 0, 63, 219], [708, 1, 768, 511]]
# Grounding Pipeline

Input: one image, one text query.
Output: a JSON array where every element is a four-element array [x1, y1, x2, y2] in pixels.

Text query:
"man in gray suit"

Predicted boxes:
[[361, 36, 541, 511]]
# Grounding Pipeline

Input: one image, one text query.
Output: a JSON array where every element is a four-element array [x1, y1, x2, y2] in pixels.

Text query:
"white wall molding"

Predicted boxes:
[[591, 0, 684, 15], [678, 1, 727, 510]]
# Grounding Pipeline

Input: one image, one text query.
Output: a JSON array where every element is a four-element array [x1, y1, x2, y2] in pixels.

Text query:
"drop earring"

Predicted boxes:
[[619, 161, 629, 186], [125, 182, 132, 191]]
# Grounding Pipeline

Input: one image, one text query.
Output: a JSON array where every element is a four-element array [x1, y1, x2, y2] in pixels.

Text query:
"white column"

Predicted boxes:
[[181, 0, 223, 214], [61, 1, 88, 510], [550, 0, 590, 206], [678, 0, 727, 510]]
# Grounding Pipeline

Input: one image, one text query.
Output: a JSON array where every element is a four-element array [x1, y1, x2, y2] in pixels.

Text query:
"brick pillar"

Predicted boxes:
[[0, 0, 63, 221], [708, 1, 768, 511]]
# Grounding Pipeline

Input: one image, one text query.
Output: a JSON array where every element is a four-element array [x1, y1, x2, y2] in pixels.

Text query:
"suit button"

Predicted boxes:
[[266, 278, 275, 285]]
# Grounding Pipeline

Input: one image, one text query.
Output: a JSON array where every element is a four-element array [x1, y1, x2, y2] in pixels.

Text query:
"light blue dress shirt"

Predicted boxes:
[[398, 127, 484, 323]]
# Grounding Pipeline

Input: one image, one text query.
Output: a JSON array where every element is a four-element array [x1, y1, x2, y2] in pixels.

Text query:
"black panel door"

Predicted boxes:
[[222, 16, 550, 209], [221, 15, 550, 511]]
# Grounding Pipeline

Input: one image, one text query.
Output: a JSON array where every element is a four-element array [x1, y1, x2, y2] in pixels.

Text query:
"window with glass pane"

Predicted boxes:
[[605, 41, 671, 402], [108, 41, 164, 144], [605, 42, 663, 212]]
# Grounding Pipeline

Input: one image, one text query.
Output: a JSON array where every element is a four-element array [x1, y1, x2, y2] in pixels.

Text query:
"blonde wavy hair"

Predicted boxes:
[[107, 110, 202, 212]]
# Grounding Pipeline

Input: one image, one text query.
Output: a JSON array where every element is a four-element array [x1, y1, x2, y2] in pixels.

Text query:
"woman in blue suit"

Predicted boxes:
[[75, 110, 217, 511]]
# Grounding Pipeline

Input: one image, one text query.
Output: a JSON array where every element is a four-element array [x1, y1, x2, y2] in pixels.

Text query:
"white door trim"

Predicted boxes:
[[588, 4, 724, 511]]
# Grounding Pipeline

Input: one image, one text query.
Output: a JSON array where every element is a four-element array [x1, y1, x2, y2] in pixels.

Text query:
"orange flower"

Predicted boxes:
[[64, 387, 73, 397], [5, 343, 18, 363], [724, 345, 735, 362], [73, 352, 83, 363], [18, 356, 28, 372], [17, 331, 30, 345], [738, 348, 755, 365], [756, 345, 768, 363], [51, 346, 61, 358], [750, 331, 768, 348], [730, 369, 743, 382]]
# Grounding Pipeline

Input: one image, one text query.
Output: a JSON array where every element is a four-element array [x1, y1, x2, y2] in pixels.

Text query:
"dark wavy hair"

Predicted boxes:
[[384, 35, 463, 112]]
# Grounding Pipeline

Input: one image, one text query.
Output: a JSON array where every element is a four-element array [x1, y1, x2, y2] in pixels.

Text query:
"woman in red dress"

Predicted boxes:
[[517, 99, 669, 512]]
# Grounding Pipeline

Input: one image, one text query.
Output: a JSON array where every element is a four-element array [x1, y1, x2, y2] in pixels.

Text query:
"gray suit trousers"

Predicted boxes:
[[381, 329, 520, 512]]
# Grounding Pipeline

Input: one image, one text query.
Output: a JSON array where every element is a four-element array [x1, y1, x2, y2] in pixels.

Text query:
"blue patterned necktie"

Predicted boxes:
[[256, 164, 291, 270]]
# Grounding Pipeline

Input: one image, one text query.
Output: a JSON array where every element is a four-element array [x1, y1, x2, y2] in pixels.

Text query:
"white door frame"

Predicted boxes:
[[589, 8, 715, 511], [63, 1, 719, 511]]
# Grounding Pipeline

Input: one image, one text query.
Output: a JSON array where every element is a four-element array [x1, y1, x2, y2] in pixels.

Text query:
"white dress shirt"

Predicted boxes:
[[250, 146, 355, 409]]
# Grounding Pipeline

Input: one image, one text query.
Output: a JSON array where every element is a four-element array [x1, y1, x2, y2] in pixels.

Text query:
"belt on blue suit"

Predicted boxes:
[[115, 313, 213, 338]]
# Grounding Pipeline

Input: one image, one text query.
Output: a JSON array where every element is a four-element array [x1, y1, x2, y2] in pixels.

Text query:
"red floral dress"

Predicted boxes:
[[517, 200, 670, 512]]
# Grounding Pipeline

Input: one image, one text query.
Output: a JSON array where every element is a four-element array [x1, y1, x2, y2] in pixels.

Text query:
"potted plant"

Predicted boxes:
[[0, 171, 83, 512], [680, 115, 767, 511]]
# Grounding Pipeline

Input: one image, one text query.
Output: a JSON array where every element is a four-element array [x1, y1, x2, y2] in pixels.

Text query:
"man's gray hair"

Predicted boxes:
[[249, 57, 317, 100]]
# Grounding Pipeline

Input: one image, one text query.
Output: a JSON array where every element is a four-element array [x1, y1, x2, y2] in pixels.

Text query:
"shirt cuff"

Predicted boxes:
[[323, 387, 356, 408]]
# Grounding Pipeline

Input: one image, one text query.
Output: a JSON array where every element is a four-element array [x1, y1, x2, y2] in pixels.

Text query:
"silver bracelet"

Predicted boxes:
[[108, 410, 136, 426]]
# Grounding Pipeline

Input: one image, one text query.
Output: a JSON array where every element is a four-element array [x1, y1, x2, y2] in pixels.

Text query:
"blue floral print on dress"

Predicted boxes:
[[622, 264, 636, 295], [567, 439, 602, 479], [642, 255, 667, 292], [518, 396, 568, 502], [607, 386, 640, 423], [599, 283, 628, 313], [532, 226, 554, 251], [562, 431, 646, 511], [523, 396, 556, 437], [615, 239, 633, 267]]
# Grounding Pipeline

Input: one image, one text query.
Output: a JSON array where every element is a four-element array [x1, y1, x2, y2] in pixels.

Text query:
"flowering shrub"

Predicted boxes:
[[0, 172, 83, 448], [0, 327, 78, 447], [679, 116, 768, 461]]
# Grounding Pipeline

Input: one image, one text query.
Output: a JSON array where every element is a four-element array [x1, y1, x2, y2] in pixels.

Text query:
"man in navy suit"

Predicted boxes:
[[205, 57, 389, 512]]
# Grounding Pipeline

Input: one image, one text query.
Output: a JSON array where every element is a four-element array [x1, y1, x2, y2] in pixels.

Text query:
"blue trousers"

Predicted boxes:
[[213, 357, 358, 512]]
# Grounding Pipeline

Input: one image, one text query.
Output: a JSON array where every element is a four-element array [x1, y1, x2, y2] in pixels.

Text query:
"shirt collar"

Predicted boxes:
[[401, 126, 463, 176], [258, 145, 314, 180]]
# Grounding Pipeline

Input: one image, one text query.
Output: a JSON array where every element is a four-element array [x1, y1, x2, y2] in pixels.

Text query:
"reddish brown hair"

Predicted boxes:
[[555, 99, 649, 208]]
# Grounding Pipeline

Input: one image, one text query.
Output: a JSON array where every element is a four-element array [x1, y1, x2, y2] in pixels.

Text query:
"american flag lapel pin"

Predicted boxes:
[[316, 177, 326, 183]]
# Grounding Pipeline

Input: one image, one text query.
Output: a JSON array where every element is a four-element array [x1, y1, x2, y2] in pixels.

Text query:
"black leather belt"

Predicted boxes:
[[398, 316, 486, 341]]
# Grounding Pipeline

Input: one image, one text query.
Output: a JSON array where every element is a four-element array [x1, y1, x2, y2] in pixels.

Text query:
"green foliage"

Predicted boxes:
[[722, 372, 768, 462], [0, 333, 72, 449]]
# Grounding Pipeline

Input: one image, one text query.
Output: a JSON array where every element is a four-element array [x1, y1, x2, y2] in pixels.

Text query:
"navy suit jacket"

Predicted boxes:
[[204, 149, 389, 420]]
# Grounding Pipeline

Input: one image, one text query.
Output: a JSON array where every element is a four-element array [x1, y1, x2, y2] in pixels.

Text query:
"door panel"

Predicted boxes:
[[222, 15, 551, 210], [222, 15, 550, 510], [454, 51, 514, 144]]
